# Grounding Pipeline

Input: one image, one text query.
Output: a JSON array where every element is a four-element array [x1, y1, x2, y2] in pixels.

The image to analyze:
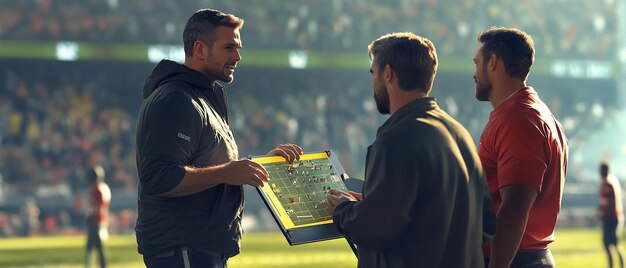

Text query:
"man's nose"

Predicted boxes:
[[233, 49, 242, 61]]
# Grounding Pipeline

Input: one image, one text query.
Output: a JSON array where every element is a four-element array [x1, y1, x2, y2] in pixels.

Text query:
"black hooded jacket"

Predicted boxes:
[[135, 60, 243, 257]]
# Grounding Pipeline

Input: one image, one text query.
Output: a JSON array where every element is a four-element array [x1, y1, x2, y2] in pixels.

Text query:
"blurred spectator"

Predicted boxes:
[[85, 164, 110, 268], [0, 0, 622, 234], [0, 211, 15, 237], [598, 162, 625, 268], [21, 197, 40, 236], [0, 0, 619, 59], [0, 61, 619, 195]]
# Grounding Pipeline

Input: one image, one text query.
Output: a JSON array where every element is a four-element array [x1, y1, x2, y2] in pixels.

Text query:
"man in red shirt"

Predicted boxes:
[[473, 27, 568, 268], [86, 165, 111, 268], [598, 162, 625, 268]]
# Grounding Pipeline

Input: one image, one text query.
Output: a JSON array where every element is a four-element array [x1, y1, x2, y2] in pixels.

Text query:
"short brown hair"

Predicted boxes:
[[183, 9, 244, 56], [368, 32, 438, 93], [477, 27, 534, 80]]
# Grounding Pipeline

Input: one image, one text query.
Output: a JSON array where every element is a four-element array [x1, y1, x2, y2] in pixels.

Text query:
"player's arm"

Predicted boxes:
[[162, 144, 302, 197], [488, 184, 538, 268], [161, 160, 269, 197]]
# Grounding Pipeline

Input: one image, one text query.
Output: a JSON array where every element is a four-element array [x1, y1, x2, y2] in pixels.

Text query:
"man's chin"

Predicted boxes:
[[475, 94, 489, 102], [219, 75, 235, 84], [475, 87, 491, 102]]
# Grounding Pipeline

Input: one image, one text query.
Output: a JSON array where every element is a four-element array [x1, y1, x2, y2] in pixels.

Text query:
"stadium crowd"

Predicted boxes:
[[0, 0, 620, 59], [0, 60, 618, 236], [0, 0, 622, 237]]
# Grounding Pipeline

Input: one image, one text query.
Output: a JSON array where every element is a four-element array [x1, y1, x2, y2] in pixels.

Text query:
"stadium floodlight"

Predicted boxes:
[[147, 45, 185, 63], [550, 59, 613, 79], [55, 42, 79, 61], [288, 50, 308, 69]]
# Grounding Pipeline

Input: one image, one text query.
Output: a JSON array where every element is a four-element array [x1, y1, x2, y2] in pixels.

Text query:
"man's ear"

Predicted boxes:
[[383, 64, 393, 83], [193, 41, 207, 60], [488, 54, 498, 72]]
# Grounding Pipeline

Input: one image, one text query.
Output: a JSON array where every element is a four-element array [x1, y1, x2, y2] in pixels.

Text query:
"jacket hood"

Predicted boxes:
[[142, 60, 215, 99]]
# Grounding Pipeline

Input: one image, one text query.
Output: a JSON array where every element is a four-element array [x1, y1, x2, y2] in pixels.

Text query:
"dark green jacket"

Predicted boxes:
[[334, 98, 495, 268]]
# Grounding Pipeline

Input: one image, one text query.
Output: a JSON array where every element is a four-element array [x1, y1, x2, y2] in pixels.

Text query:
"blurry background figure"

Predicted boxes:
[[20, 197, 40, 237], [0, 0, 623, 236], [598, 162, 625, 268], [85, 165, 111, 268]]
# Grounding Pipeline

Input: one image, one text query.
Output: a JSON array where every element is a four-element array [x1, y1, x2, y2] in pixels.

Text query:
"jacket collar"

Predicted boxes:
[[378, 97, 437, 133]]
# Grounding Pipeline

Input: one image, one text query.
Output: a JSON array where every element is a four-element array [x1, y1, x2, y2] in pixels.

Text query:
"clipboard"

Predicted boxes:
[[251, 150, 350, 245]]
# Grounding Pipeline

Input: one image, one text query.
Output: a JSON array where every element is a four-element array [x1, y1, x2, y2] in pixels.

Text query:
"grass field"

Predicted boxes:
[[0, 228, 614, 267]]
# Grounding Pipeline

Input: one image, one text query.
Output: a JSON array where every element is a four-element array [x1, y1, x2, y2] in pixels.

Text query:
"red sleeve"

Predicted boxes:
[[495, 112, 547, 191]]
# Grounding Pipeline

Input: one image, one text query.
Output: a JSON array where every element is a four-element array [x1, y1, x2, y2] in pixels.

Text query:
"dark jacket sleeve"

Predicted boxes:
[[333, 135, 418, 247], [137, 86, 202, 196]]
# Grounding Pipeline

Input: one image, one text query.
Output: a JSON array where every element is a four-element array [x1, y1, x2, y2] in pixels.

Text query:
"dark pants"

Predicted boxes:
[[143, 247, 228, 268], [86, 223, 107, 268], [485, 249, 555, 268], [603, 217, 620, 246], [602, 217, 625, 268]]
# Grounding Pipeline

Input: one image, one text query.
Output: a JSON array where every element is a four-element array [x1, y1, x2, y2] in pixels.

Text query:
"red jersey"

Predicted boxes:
[[88, 182, 111, 224], [479, 87, 568, 254], [599, 176, 623, 218]]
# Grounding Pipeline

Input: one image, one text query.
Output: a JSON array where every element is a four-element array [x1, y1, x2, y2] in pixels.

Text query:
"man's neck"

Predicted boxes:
[[490, 80, 527, 108], [184, 59, 217, 85], [390, 88, 428, 115]]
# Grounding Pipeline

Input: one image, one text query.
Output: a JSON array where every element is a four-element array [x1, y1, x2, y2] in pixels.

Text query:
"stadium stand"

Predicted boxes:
[[0, 0, 621, 236], [0, 0, 619, 58]]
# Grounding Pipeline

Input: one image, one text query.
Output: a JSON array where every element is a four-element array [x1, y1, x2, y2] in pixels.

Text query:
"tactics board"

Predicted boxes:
[[252, 150, 350, 245]]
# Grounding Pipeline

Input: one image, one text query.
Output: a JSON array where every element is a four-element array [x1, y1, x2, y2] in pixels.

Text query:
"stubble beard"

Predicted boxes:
[[374, 82, 390, 115], [475, 72, 492, 102], [204, 56, 234, 84]]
